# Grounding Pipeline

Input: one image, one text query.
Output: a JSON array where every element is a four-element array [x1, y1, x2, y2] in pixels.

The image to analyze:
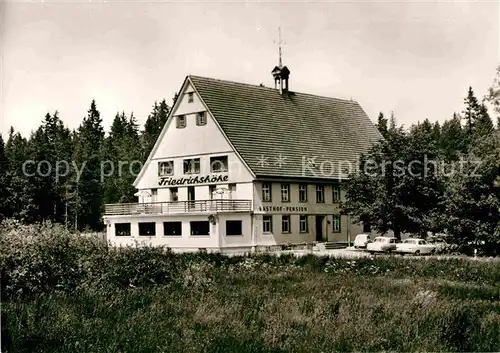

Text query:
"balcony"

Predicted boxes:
[[104, 199, 252, 216]]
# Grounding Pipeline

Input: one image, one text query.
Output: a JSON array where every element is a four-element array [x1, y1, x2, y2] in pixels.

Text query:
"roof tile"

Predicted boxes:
[[189, 75, 381, 179]]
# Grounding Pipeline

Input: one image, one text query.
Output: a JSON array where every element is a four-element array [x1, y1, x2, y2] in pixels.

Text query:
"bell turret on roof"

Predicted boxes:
[[272, 27, 290, 94]]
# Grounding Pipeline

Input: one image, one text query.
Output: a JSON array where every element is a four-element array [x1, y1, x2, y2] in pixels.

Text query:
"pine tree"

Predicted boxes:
[[103, 111, 140, 204], [473, 103, 494, 138], [72, 100, 105, 230], [141, 99, 170, 161], [376, 112, 388, 138], [463, 86, 479, 133], [0, 134, 8, 222], [440, 113, 466, 159], [4, 127, 36, 221], [27, 124, 53, 222]]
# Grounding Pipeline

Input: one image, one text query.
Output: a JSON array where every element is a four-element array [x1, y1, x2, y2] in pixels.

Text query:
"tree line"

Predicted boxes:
[[1, 67, 500, 255], [0, 99, 171, 230], [344, 67, 500, 255]]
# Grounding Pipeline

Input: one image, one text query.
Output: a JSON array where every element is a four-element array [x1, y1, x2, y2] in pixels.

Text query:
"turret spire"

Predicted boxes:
[[275, 26, 285, 68]]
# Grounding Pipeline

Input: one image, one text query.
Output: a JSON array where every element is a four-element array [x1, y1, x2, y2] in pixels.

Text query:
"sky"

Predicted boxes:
[[1, 0, 499, 139]]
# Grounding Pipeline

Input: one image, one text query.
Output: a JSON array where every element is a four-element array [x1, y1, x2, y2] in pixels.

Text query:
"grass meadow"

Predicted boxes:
[[1, 220, 500, 352]]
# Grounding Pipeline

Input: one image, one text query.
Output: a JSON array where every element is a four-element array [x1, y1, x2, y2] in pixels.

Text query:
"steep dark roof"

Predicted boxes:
[[189, 75, 381, 179]]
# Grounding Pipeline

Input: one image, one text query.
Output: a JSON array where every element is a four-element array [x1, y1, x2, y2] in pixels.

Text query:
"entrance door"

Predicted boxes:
[[315, 216, 325, 242], [188, 186, 195, 210]]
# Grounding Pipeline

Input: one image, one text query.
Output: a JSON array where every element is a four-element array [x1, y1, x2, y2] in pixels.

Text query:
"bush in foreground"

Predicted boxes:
[[1, 222, 500, 352]]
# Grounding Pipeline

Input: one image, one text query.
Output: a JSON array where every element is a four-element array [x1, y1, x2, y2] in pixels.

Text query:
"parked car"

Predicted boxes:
[[366, 236, 398, 253], [353, 234, 371, 249], [396, 238, 436, 255]]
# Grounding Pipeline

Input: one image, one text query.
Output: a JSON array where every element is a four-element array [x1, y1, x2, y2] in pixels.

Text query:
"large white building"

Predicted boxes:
[[103, 64, 381, 252]]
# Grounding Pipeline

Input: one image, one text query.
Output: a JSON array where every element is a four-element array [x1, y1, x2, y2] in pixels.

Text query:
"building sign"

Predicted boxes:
[[159, 174, 229, 187], [258, 205, 309, 213]]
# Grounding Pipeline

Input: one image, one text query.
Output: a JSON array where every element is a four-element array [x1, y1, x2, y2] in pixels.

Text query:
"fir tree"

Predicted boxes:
[[473, 103, 494, 138], [72, 100, 105, 230], [0, 134, 8, 222], [440, 113, 466, 159], [376, 112, 388, 138], [4, 128, 35, 221], [463, 86, 479, 133], [141, 99, 170, 161], [103, 111, 141, 204]]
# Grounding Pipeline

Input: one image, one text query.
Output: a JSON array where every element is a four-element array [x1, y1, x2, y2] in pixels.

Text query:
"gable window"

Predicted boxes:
[[281, 215, 291, 233], [196, 112, 207, 126], [188, 92, 194, 103], [226, 220, 243, 236], [190, 221, 210, 236], [263, 215, 272, 233], [299, 184, 308, 202], [115, 223, 131, 236], [138, 222, 156, 236], [332, 186, 341, 202], [299, 215, 308, 233], [316, 185, 325, 203], [158, 161, 174, 176], [332, 214, 341, 233], [210, 156, 228, 173], [164, 221, 182, 236], [281, 184, 290, 202], [262, 183, 272, 202], [183, 158, 200, 174], [176, 115, 186, 128]]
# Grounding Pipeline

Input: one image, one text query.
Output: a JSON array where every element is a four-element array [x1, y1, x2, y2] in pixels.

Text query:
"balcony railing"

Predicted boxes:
[[104, 199, 252, 216]]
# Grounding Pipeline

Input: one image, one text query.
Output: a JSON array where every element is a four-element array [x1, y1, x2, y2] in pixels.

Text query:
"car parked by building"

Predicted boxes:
[[366, 236, 398, 253], [396, 238, 436, 255], [353, 234, 372, 249]]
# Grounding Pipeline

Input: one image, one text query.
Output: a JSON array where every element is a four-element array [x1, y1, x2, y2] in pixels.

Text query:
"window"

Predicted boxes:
[[190, 221, 210, 236], [183, 158, 200, 174], [176, 115, 186, 128], [151, 188, 158, 196], [115, 223, 131, 236], [170, 187, 178, 202], [229, 183, 236, 196], [316, 185, 325, 203], [282, 215, 291, 233], [332, 214, 341, 233], [299, 184, 308, 202], [263, 215, 272, 233], [281, 184, 290, 202], [332, 186, 341, 202], [226, 220, 243, 236], [196, 112, 207, 126], [209, 185, 216, 199], [210, 155, 228, 173], [188, 92, 194, 103], [138, 222, 156, 236], [262, 183, 272, 202], [164, 222, 182, 236], [299, 215, 308, 233], [158, 161, 174, 176]]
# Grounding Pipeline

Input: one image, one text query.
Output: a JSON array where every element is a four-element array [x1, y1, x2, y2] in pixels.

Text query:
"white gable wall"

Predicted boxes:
[[134, 78, 254, 201]]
